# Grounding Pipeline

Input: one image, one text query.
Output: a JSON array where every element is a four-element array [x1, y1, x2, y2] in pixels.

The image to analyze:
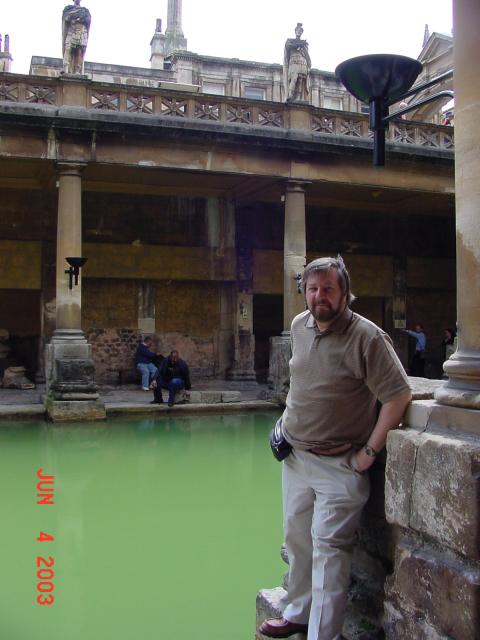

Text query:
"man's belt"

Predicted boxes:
[[308, 443, 353, 457]]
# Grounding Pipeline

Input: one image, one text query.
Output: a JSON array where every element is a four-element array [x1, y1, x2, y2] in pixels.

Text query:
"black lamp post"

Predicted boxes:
[[65, 256, 88, 290], [335, 54, 454, 166]]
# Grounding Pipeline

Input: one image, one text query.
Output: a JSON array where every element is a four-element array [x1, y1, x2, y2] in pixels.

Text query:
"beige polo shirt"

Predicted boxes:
[[282, 307, 410, 450]]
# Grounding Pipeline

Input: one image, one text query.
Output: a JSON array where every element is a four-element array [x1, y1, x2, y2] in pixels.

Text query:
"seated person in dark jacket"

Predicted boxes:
[[151, 350, 191, 407], [135, 336, 159, 391]]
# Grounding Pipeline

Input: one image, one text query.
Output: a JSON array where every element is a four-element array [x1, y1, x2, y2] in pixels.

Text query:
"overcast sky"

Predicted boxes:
[[3, 0, 453, 76]]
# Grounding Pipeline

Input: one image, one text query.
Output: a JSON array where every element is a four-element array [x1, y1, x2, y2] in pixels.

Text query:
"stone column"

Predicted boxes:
[[45, 163, 105, 421], [224, 200, 256, 381], [269, 180, 307, 395], [283, 181, 307, 331], [54, 165, 83, 338], [435, 0, 480, 409]]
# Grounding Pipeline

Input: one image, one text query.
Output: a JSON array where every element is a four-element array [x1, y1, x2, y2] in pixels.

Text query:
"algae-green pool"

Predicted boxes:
[[1, 412, 283, 640]]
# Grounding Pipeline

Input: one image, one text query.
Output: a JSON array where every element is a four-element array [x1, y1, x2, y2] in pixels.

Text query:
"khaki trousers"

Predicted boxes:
[[281, 449, 370, 640]]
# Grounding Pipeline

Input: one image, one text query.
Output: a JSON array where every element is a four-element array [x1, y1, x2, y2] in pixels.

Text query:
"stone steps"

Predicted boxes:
[[256, 582, 383, 640]]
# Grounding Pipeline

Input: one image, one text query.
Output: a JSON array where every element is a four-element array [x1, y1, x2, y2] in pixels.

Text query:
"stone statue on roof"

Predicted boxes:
[[284, 24, 311, 102], [62, 0, 91, 75]]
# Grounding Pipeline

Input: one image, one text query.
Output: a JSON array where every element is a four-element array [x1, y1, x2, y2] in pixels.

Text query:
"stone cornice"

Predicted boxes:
[[0, 101, 455, 167]]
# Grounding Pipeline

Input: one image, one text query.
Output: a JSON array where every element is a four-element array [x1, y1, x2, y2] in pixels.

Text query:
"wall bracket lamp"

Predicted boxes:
[[335, 54, 454, 166], [65, 257, 88, 290]]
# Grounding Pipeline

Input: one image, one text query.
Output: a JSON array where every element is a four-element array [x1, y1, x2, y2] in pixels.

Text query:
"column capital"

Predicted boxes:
[[285, 179, 311, 194], [56, 162, 88, 178]]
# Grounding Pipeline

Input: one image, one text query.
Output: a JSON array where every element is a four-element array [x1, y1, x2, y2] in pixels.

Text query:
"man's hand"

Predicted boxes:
[[352, 447, 376, 473], [151, 380, 157, 389], [353, 389, 412, 473]]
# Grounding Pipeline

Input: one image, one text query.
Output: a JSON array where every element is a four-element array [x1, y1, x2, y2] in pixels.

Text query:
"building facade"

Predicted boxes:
[[0, 2, 455, 390]]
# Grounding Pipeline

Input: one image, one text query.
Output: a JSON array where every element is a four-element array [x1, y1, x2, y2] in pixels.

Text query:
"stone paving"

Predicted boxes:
[[0, 379, 272, 404], [0, 378, 277, 419], [0, 376, 442, 420]]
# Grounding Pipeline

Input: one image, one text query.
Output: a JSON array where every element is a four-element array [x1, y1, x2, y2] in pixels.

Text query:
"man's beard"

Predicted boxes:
[[309, 301, 343, 323]]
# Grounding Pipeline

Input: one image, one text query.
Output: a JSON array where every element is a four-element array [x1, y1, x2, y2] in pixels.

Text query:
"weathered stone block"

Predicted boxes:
[[386, 429, 480, 559], [255, 588, 307, 640], [2, 366, 35, 389], [46, 400, 106, 422], [188, 390, 202, 403], [221, 390, 241, 403], [268, 334, 291, 401], [385, 430, 420, 529], [384, 537, 480, 640], [200, 391, 222, 404], [55, 358, 95, 384], [256, 585, 382, 640]]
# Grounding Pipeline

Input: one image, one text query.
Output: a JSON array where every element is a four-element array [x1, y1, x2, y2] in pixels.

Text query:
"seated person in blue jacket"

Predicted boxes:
[[151, 350, 191, 407], [135, 336, 160, 391]]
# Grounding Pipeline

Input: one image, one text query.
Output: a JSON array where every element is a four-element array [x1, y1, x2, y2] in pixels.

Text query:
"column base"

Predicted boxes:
[[434, 351, 480, 409], [51, 328, 88, 343], [268, 334, 291, 401], [45, 332, 105, 421], [46, 399, 106, 422]]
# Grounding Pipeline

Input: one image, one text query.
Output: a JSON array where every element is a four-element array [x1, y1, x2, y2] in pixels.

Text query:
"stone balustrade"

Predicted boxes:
[[0, 73, 454, 152]]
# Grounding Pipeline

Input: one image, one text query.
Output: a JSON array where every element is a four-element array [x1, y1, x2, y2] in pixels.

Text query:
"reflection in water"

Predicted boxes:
[[0, 412, 282, 640]]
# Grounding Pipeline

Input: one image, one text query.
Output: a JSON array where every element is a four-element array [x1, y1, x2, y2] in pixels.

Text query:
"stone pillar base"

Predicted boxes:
[[46, 399, 106, 422], [268, 333, 291, 400], [435, 352, 480, 410], [45, 333, 106, 421]]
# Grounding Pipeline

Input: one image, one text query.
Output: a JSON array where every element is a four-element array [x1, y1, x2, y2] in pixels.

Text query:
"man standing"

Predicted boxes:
[[135, 336, 158, 391], [259, 256, 411, 640], [151, 350, 191, 407], [403, 324, 427, 377]]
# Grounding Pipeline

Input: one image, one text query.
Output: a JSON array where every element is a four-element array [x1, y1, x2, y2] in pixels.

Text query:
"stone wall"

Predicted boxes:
[[86, 327, 217, 385], [85, 327, 141, 385], [384, 426, 480, 639]]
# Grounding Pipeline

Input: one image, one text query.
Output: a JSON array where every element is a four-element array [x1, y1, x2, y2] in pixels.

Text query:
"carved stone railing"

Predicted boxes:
[[0, 74, 455, 151]]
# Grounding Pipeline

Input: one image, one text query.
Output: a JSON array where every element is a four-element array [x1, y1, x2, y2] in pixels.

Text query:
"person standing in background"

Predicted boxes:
[[403, 324, 427, 377]]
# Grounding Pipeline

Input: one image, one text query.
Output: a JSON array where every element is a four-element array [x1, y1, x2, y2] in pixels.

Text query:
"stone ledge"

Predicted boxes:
[[256, 588, 305, 640], [46, 400, 106, 422], [255, 586, 382, 640], [405, 399, 480, 437], [386, 428, 480, 559], [105, 400, 278, 416], [0, 399, 278, 420], [0, 404, 45, 419]]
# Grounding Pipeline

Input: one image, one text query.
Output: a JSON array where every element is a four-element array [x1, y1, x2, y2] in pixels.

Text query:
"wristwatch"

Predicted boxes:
[[364, 444, 377, 458]]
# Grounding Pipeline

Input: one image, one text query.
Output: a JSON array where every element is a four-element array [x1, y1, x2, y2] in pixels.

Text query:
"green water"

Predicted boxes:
[[0, 412, 283, 640]]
